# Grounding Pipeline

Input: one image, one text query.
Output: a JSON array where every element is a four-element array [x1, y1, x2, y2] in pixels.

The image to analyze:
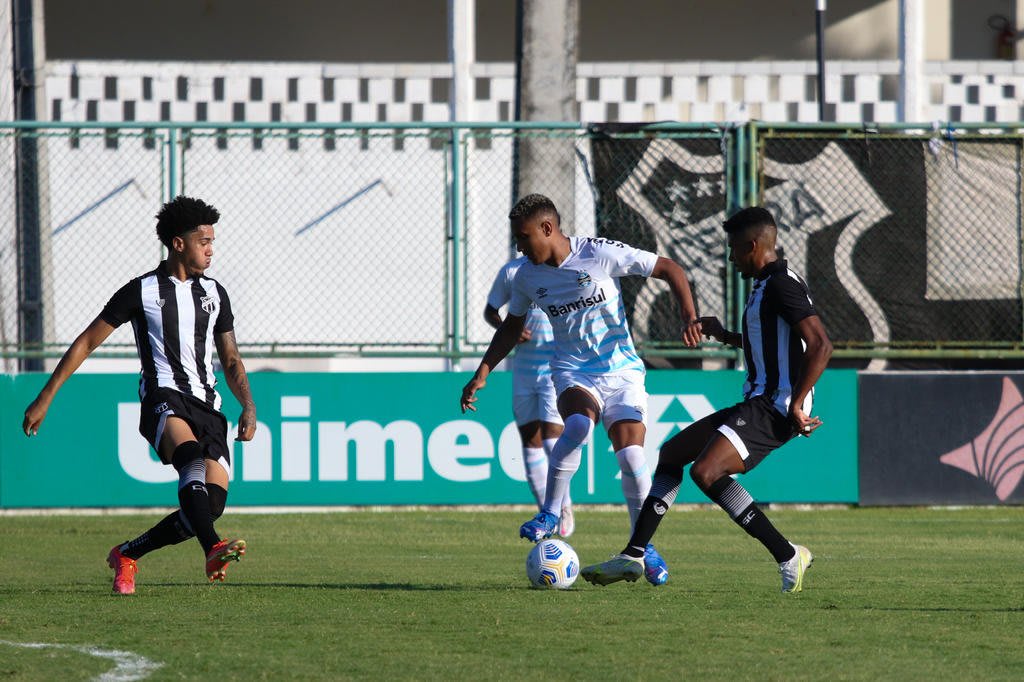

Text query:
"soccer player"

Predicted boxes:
[[22, 195, 256, 594], [485, 256, 573, 537], [581, 206, 833, 593], [461, 194, 702, 586]]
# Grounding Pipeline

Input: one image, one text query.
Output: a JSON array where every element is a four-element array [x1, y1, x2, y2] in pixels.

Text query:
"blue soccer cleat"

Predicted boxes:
[[643, 544, 669, 586], [519, 511, 559, 543]]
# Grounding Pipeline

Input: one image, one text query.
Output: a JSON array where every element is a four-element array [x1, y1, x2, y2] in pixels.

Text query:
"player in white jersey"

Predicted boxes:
[[461, 194, 702, 586], [486, 257, 573, 537], [22, 196, 256, 594]]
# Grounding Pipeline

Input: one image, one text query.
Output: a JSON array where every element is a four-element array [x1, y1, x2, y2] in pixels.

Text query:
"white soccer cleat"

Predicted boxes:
[[558, 504, 575, 538], [581, 554, 644, 586], [779, 543, 813, 593]]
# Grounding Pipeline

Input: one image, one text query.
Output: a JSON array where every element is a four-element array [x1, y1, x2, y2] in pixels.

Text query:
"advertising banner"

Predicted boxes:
[[860, 372, 1024, 505], [1, 369, 857, 508], [590, 132, 1024, 366], [588, 132, 730, 345]]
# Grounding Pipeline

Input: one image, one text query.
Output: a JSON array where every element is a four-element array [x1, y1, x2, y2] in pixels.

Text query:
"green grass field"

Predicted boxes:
[[1, 507, 1023, 681]]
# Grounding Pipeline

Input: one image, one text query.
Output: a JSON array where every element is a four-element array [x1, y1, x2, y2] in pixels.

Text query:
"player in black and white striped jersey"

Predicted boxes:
[[583, 206, 833, 593], [22, 196, 257, 593]]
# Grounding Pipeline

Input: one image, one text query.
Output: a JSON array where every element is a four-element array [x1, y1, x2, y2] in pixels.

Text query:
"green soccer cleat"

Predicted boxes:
[[581, 554, 644, 586], [779, 544, 813, 593]]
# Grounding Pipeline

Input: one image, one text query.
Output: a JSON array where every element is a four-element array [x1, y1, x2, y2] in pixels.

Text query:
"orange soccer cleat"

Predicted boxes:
[[205, 538, 246, 582], [107, 544, 138, 595]]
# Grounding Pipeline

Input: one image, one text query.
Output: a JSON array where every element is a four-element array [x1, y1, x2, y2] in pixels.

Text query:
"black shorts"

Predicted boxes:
[[139, 387, 230, 467], [714, 395, 797, 471]]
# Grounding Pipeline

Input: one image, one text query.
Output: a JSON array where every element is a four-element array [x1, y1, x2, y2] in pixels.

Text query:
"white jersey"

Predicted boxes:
[[508, 236, 657, 375], [487, 256, 555, 380]]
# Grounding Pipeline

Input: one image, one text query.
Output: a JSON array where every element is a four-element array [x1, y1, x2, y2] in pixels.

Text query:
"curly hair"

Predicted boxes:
[[155, 195, 220, 247], [508, 193, 560, 225]]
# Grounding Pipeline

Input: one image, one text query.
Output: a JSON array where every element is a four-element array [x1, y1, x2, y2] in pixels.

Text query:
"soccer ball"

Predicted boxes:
[[526, 539, 579, 589]]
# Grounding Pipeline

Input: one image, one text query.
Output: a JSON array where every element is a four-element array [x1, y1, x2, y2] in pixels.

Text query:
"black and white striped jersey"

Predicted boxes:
[[100, 262, 234, 409], [741, 259, 818, 416]]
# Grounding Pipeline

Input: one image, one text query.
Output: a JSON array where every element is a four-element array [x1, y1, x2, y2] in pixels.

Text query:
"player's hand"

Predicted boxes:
[[517, 327, 533, 345], [236, 404, 257, 442], [789, 405, 823, 437], [699, 316, 726, 343], [681, 318, 702, 347], [460, 374, 487, 413], [22, 396, 50, 437]]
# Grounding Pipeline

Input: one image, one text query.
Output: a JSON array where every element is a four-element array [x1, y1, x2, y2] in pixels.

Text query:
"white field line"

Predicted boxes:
[[0, 640, 163, 681]]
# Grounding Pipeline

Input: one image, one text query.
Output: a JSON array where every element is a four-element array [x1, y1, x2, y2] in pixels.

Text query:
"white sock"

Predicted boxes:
[[543, 437, 571, 509], [615, 445, 651, 531], [523, 446, 548, 510], [541, 414, 592, 517]]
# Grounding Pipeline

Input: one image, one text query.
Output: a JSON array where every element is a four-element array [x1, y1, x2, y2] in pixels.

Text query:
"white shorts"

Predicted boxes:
[[512, 372, 562, 426], [552, 369, 648, 430]]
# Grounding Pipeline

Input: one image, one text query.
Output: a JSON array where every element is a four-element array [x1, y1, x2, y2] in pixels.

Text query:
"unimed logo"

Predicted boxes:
[[117, 393, 719, 484]]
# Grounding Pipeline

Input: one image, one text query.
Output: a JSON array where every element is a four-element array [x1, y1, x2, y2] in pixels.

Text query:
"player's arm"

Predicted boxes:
[[460, 313, 526, 413], [23, 316, 116, 436], [215, 330, 257, 442], [765, 275, 832, 435], [483, 304, 503, 330], [485, 303, 532, 343], [699, 316, 743, 348], [789, 315, 833, 436], [650, 256, 702, 347]]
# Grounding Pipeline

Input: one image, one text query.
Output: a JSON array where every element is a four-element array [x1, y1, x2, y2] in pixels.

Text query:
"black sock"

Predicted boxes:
[[621, 496, 667, 558], [122, 510, 194, 560], [176, 456, 221, 554], [207, 483, 227, 522], [736, 504, 796, 563], [622, 469, 684, 558], [705, 476, 794, 563]]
